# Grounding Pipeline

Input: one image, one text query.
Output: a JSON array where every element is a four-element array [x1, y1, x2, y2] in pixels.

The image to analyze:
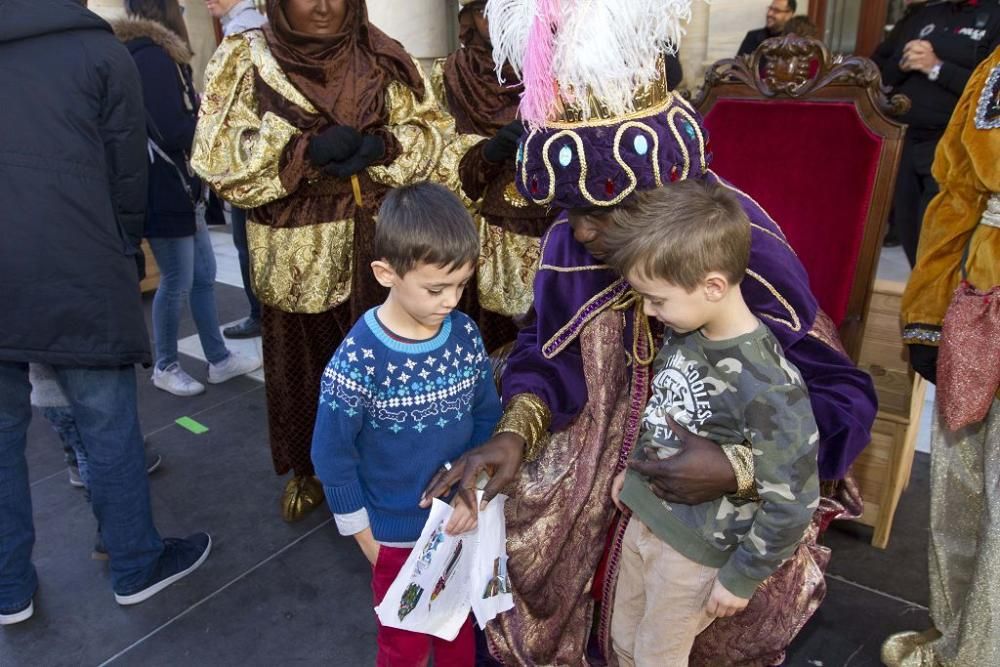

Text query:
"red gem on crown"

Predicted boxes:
[[605, 178, 615, 196], [669, 165, 679, 182], [530, 177, 539, 195]]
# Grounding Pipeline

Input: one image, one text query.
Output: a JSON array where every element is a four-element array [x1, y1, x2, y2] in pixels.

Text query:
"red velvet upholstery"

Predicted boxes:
[[703, 99, 882, 327]]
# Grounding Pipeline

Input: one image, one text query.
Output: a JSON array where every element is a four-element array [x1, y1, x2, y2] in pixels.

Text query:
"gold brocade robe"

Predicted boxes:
[[191, 29, 463, 315]]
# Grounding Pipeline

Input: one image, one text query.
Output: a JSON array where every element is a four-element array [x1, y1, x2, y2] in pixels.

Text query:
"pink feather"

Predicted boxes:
[[519, 0, 560, 127]]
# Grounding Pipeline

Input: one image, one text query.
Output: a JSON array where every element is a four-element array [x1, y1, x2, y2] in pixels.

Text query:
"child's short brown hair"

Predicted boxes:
[[604, 180, 751, 290], [375, 182, 480, 276]]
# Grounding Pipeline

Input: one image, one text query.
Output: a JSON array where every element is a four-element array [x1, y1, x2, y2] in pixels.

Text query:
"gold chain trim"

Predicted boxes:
[[721, 444, 759, 500], [746, 269, 802, 333], [495, 393, 553, 463]]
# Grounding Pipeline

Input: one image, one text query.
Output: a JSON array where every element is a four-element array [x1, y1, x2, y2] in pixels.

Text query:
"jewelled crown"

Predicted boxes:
[[485, 0, 712, 209]]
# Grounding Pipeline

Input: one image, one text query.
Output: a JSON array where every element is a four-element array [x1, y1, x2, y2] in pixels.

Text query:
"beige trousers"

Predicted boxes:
[[611, 518, 718, 667]]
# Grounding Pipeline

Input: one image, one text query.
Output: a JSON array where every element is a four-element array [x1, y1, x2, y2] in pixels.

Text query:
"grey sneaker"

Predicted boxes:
[[223, 317, 261, 339], [207, 350, 261, 384], [152, 363, 205, 397]]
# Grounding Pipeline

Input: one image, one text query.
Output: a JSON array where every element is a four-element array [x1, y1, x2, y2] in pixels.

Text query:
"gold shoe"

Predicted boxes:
[[881, 628, 942, 667], [281, 475, 325, 523]]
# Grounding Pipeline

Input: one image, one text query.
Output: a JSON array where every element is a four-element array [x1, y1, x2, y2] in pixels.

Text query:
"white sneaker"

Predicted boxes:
[[207, 350, 261, 384], [152, 363, 205, 397]]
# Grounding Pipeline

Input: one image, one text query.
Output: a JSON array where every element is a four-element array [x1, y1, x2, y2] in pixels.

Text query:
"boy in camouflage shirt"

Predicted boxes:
[[604, 180, 820, 666]]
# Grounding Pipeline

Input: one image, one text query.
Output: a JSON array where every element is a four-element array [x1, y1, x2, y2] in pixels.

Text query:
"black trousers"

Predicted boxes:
[[893, 136, 941, 267], [230, 206, 261, 320]]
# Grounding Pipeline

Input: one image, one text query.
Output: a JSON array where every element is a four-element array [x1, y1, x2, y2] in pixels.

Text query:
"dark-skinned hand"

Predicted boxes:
[[323, 134, 386, 178], [628, 415, 738, 505], [308, 125, 363, 167], [420, 432, 525, 511]]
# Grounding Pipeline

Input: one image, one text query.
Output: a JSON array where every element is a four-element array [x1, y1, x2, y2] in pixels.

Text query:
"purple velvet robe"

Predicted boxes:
[[501, 172, 877, 480]]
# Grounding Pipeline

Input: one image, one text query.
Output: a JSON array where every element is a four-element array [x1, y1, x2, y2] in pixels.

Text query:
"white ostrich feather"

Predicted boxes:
[[485, 0, 537, 81], [552, 0, 693, 119]]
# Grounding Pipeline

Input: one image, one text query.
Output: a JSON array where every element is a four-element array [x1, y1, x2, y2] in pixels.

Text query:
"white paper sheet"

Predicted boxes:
[[374, 493, 514, 641]]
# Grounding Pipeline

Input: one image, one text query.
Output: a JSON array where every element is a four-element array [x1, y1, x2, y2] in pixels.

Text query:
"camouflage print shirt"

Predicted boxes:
[[619, 322, 820, 599]]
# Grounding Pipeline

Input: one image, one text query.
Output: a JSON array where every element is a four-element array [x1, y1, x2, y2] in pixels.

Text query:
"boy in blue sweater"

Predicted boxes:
[[311, 182, 502, 666]]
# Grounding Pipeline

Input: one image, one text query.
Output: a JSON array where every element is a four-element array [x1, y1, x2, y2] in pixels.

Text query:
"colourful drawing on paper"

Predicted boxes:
[[398, 583, 424, 621], [414, 522, 446, 577], [431, 540, 464, 602]]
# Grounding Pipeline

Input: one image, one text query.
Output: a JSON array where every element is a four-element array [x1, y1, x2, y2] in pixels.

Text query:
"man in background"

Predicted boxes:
[[738, 0, 797, 56]]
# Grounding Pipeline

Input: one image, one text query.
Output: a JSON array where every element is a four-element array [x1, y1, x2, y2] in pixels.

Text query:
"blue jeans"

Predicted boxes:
[[148, 213, 230, 371], [230, 207, 261, 321], [42, 406, 90, 490], [0, 363, 164, 610]]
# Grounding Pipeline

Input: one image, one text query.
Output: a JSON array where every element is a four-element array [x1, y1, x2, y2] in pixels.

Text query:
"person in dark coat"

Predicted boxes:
[[116, 0, 260, 398], [738, 0, 797, 56], [877, 0, 1000, 266], [0, 0, 210, 625]]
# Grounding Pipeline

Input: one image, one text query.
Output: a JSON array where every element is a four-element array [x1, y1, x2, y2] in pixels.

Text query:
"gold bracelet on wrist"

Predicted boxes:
[[721, 443, 759, 501], [494, 393, 552, 463]]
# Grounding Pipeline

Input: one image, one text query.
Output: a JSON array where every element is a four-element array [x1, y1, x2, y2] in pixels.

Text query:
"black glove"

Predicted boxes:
[[323, 135, 386, 179], [308, 125, 363, 167], [908, 343, 938, 385], [483, 120, 525, 164]]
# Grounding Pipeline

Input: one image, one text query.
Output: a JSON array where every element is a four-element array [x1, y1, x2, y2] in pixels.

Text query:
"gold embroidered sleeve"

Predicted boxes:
[[191, 33, 301, 208], [722, 443, 759, 501], [367, 59, 451, 188], [495, 393, 552, 463]]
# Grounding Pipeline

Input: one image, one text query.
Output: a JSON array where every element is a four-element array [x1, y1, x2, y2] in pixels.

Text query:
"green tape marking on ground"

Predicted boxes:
[[175, 416, 209, 434]]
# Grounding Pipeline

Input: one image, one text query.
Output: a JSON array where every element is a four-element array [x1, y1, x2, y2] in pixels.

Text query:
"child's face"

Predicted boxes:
[[384, 260, 476, 330], [627, 270, 716, 334]]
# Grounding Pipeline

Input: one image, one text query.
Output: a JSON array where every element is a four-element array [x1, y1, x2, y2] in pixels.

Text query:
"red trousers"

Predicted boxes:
[[372, 546, 474, 667]]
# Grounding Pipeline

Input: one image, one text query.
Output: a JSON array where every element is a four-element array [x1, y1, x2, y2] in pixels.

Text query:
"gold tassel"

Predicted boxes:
[[612, 289, 656, 367]]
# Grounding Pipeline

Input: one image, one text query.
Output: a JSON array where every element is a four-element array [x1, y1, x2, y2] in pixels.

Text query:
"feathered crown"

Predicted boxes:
[[485, 0, 710, 210], [485, 0, 694, 127]]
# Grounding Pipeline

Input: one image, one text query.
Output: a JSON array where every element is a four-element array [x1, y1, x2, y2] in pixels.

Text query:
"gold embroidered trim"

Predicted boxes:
[[536, 221, 611, 272], [477, 217, 542, 317], [664, 107, 692, 181], [617, 120, 663, 187], [542, 278, 627, 359], [495, 393, 552, 463], [721, 444, 759, 500], [246, 219, 354, 314], [746, 269, 802, 333]]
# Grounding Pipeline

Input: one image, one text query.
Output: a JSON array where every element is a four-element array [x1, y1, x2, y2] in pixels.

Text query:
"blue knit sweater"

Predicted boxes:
[[310, 308, 502, 543]]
